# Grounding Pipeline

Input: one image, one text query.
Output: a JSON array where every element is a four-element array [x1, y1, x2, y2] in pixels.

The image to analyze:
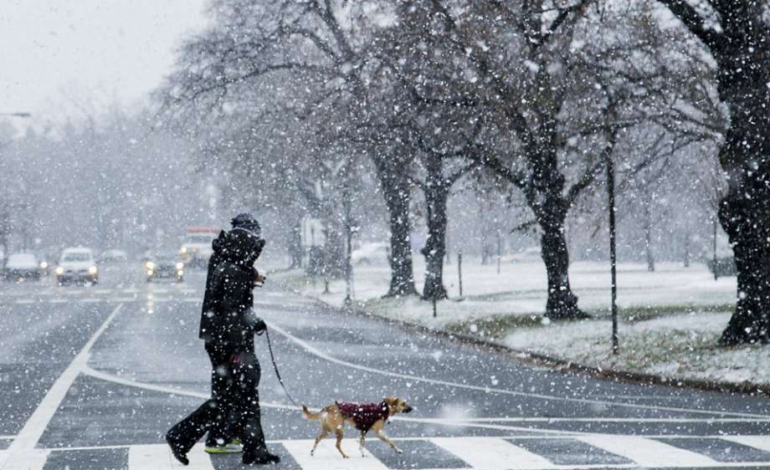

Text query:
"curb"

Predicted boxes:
[[283, 286, 770, 398]]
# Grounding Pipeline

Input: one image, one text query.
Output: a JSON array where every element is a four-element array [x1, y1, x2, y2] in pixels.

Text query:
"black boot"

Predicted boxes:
[[243, 449, 281, 465], [165, 434, 190, 466]]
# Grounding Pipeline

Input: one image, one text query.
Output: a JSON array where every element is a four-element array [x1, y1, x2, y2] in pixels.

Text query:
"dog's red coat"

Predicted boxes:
[[335, 401, 389, 432]]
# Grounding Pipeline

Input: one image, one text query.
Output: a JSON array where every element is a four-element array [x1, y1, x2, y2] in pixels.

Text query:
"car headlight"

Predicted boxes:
[[88, 266, 98, 275], [146, 261, 155, 270], [40, 261, 48, 269], [180, 247, 188, 254], [146, 270, 154, 276], [176, 262, 184, 270], [55, 266, 64, 275]]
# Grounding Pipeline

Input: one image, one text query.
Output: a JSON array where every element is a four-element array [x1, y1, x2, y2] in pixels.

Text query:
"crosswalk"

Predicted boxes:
[[3, 435, 770, 470]]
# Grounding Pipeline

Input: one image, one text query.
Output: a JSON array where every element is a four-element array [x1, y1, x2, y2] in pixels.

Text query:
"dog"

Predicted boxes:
[[302, 397, 413, 458]]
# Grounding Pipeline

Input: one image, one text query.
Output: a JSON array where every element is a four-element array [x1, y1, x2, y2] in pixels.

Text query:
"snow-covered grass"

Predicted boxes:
[[273, 258, 770, 386]]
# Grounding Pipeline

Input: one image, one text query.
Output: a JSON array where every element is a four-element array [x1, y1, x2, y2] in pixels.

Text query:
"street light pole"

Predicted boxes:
[[606, 150, 619, 355]]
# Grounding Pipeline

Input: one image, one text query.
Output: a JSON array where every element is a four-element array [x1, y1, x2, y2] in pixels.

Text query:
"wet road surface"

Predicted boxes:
[[1, 264, 769, 469]]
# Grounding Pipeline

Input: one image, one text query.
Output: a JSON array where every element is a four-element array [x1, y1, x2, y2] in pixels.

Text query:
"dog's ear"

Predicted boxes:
[[383, 397, 396, 406]]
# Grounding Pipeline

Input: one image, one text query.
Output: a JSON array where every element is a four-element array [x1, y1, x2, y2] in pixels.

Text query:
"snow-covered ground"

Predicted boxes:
[[275, 259, 736, 326], [273, 258, 770, 386]]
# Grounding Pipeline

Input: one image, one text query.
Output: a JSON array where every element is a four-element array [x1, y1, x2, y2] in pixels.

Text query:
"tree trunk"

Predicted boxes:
[[713, 24, 770, 345], [643, 196, 655, 272], [380, 172, 418, 297], [537, 194, 585, 320], [421, 155, 449, 300], [289, 221, 303, 268]]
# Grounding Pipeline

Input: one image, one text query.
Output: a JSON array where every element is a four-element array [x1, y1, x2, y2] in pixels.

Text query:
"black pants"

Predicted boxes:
[[167, 343, 267, 457]]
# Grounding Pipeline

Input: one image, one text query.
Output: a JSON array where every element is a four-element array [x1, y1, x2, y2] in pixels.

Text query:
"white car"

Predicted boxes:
[[505, 246, 543, 263], [351, 242, 390, 265], [56, 248, 99, 285], [4, 253, 41, 282]]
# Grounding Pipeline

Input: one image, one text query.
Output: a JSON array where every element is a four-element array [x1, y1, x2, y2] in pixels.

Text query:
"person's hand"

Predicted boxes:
[[253, 318, 267, 334], [255, 273, 267, 286]]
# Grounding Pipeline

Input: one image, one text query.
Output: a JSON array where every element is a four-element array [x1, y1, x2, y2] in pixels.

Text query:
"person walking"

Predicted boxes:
[[166, 214, 280, 466]]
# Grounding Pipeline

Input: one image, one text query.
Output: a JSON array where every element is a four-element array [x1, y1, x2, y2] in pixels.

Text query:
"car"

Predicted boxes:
[[99, 249, 128, 263], [146, 252, 184, 283], [504, 246, 543, 263], [55, 248, 99, 285], [4, 253, 41, 282], [38, 256, 51, 276], [179, 226, 219, 269], [351, 242, 390, 265]]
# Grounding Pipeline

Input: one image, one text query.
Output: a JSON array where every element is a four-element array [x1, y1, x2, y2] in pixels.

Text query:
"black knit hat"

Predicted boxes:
[[231, 213, 261, 237]]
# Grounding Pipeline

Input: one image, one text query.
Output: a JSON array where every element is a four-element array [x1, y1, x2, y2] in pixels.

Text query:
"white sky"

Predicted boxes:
[[0, 0, 208, 123]]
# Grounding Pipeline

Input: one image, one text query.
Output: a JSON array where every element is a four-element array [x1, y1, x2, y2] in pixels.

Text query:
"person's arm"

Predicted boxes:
[[220, 266, 266, 334], [219, 266, 253, 316]]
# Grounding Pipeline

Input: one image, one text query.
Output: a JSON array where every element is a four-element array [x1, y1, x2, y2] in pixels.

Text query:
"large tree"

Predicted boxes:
[[159, 0, 420, 296], [654, 0, 770, 344]]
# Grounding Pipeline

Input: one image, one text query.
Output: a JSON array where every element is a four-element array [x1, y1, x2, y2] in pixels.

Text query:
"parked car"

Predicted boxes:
[[146, 252, 184, 283], [55, 248, 99, 285], [4, 253, 41, 282], [351, 242, 390, 265], [504, 246, 543, 263]]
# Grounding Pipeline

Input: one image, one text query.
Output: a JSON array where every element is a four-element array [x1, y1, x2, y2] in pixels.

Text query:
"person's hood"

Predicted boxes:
[[212, 229, 261, 265]]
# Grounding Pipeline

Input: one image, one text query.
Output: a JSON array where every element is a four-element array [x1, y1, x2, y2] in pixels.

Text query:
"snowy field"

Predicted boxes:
[[274, 259, 770, 387]]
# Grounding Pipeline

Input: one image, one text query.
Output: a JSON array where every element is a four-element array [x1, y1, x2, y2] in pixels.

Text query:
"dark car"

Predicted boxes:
[[4, 253, 41, 282], [146, 253, 184, 283]]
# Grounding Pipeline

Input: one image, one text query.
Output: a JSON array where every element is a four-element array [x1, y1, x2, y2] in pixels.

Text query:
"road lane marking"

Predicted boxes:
[[48, 299, 67, 304], [576, 435, 719, 467], [0, 304, 123, 470], [432, 437, 556, 469], [14, 300, 34, 305], [723, 436, 770, 453], [266, 321, 770, 420], [283, 439, 389, 470], [129, 444, 213, 469], [34, 438, 770, 469], [0, 450, 48, 470], [437, 417, 770, 423]]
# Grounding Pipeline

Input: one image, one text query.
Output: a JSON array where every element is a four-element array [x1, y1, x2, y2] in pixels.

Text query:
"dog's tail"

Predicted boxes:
[[302, 405, 322, 420]]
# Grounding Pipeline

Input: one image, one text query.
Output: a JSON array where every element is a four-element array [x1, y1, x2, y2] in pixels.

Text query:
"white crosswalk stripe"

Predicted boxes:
[[722, 435, 770, 453], [129, 444, 214, 469], [433, 437, 556, 469], [283, 439, 390, 470], [5, 436, 770, 469], [0, 449, 49, 470], [576, 435, 719, 467]]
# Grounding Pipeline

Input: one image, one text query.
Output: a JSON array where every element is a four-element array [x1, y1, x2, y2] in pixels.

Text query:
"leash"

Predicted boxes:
[[262, 326, 301, 408]]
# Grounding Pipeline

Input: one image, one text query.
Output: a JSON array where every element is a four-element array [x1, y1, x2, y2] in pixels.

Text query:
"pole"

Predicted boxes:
[[496, 231, 502, 275], [432, 296, 437, 318], [458, 250, 463, 297], [343, 171, 354, 303], [713, 217, 719, 281], [607, 153, 619, 355]]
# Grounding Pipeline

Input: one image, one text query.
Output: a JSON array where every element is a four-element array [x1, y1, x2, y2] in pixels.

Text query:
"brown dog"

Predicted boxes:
[[302, 397, 413, 458]]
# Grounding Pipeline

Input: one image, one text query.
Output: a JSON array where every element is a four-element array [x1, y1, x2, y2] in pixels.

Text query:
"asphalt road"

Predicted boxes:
[[1, 263, 769, 470]]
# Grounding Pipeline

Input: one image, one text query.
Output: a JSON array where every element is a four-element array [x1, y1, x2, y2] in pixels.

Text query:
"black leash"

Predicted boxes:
[[263, 326, 301, 408]]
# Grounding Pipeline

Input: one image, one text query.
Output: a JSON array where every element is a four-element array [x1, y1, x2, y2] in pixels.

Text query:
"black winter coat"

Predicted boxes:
[[199, 229, 264, 351]]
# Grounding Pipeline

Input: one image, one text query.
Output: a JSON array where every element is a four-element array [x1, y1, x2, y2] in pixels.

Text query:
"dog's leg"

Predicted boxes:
[[359, 431, 367, 457], [374, 427, 402, 454], [311, 430, 329, 456], [335, 430, 348, 459]]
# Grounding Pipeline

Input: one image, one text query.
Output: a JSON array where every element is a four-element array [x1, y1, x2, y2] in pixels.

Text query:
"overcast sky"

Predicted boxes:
[[1, 0, 208, 124]]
